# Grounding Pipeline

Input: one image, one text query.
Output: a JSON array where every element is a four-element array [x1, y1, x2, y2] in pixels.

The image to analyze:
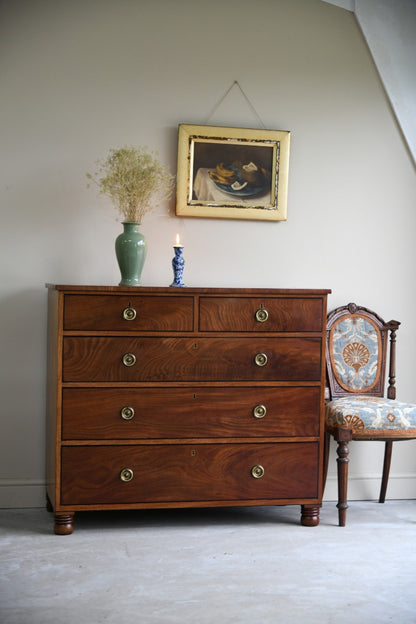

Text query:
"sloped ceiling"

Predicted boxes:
[[323, 0, 416, 165]]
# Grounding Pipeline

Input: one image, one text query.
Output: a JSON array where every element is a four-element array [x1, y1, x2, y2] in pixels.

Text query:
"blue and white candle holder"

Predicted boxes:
[[170, 237, 186, 287]]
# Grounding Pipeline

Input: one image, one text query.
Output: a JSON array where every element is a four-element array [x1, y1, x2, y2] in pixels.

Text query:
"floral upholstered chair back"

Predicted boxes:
[[326, 303, 395, 400]]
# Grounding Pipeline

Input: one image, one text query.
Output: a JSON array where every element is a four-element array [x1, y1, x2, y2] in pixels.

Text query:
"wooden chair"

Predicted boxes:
[[323, 303, 416, 526]]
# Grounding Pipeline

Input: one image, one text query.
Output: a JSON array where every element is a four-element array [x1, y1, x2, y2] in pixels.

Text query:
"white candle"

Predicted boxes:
[[174, 233, 182, 247]]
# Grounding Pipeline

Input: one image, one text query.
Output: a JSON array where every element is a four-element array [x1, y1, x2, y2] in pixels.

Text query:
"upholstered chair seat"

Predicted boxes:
[[326, 396, 416, 439]]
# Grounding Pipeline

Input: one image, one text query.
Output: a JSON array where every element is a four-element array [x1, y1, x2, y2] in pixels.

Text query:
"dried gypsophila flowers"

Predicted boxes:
[[87, 145, 175, 223]]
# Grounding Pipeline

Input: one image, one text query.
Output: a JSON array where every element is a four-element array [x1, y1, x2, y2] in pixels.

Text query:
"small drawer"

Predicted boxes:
[[199, 297, 323, 332], [62, 337, 322, 382], [63, 294, 194, 331], [61, 386, 321, 440], [60, 443, 319, 505]]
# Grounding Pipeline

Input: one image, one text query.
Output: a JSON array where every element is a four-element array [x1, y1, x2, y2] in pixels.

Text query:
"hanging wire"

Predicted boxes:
[[204, 80, 267, 129]]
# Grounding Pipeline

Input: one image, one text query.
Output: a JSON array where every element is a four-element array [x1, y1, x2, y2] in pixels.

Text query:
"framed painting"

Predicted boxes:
[[175, 124, 290, 221]]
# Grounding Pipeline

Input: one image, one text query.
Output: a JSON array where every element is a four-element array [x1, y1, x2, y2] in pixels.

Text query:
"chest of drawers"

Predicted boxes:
[[46, 285, 330, 534]]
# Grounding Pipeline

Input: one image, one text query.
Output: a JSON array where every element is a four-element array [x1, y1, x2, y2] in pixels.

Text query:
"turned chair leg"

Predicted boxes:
[[336, 439, 350, 527], [379, 440, 393, 503]]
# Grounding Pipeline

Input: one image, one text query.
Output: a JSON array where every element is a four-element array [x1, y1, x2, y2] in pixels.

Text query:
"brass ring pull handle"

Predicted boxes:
[[120, 468, 134, 482], [251, 465, 265, 479], [123, 306, 137, 321], [120, 406, 135, 420], [122, 353, 136, 367], [253, 404, 267, 419], [254, 353, 268, 367], [255, 307, 269, 323]]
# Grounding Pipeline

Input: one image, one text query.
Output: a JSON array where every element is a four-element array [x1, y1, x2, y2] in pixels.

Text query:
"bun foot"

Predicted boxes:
[[301, 504, 320, 526], [54, 512, 75, 535]]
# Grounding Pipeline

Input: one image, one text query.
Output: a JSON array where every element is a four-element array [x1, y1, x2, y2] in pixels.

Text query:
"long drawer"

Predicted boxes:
[[61, 386, 321, 439], [62, 337, 322, 382], [60, 443, 319, 504]]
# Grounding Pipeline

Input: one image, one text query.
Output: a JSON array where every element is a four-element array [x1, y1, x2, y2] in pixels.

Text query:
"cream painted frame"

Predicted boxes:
[[175, 124, 290, 221]]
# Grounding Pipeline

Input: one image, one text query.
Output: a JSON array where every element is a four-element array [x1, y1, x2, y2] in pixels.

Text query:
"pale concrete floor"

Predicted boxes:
[[1, 500, 415, 624]]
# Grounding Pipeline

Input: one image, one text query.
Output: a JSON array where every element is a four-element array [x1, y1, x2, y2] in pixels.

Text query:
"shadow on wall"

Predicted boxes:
[[0, 288, 48, 468]]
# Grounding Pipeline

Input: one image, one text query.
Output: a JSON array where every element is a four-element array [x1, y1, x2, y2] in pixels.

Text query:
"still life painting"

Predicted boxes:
[[176, 124, 290, 221]]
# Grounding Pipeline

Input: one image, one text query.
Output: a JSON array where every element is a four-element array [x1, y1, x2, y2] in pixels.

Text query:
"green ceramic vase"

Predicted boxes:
[[115, 222, 147, 286]]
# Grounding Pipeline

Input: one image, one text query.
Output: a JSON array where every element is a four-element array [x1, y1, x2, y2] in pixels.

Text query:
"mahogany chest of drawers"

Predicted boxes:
[[46, 285, 330, 534]]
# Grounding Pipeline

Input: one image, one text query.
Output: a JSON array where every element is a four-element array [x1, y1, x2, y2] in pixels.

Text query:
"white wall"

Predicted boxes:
[[355, 0, 416, 164], [325, 0, 416, 164], [1, 0, 415, 507]]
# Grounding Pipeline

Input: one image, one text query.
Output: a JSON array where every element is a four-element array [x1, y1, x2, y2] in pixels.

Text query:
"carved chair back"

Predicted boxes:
[[326, 302, 400, 401]]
